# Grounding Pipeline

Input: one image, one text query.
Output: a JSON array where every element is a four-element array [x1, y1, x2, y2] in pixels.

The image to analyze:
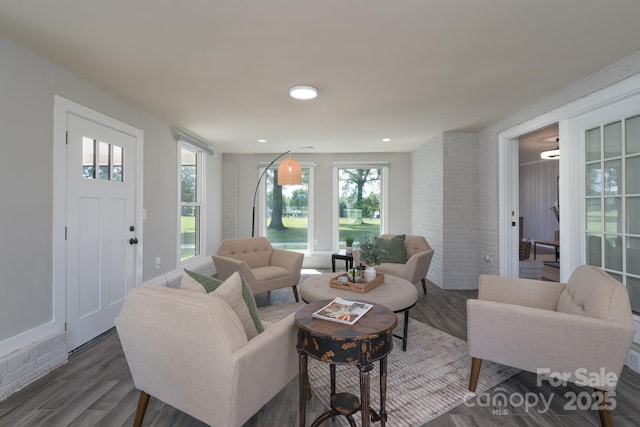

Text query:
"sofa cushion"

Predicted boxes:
[[375, 234, 408, 264], [212, 272, 260, 339], [184, 269, 224, 293]]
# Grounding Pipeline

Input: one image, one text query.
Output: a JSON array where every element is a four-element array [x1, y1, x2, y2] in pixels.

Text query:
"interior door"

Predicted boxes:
[[66, 113, 138, 350]]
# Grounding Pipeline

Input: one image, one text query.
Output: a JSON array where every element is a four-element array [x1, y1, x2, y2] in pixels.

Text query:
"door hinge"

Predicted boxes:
[[64, 322, 67, 331], [65, 226, 67, 240], [65, 131, 68, 144]]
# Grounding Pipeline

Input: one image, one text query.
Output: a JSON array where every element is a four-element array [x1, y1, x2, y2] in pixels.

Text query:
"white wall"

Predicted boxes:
[[519, 160, 560, 242], [0, 34, 222, 353]]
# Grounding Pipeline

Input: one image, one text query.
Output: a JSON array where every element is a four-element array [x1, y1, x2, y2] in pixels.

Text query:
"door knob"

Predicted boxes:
[[129, 238, 139, 245]]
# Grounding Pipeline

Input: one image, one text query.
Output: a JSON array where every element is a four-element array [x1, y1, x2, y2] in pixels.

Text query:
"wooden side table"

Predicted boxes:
[[296, 300, 397, 427]]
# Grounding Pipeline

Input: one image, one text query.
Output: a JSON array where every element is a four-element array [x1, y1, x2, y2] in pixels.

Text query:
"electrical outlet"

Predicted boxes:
[[155, 257, 161, 269]]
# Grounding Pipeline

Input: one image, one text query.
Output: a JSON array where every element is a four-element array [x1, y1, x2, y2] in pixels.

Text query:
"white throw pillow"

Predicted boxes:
[[211, 272, 259, 339], [180, 272, 207, 293]]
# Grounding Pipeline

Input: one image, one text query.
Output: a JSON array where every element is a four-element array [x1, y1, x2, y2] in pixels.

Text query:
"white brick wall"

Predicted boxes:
[[442, 132, 480, 290], [0, 332, 67, 401], [411, 134, 444, 287]]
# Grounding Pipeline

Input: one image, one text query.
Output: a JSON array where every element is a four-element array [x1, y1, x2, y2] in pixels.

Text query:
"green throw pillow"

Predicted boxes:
[[184, 269, 224, 293], [375, 234, 408, 264], [185, 269, 264, 334], [239, 275, 265, 334]]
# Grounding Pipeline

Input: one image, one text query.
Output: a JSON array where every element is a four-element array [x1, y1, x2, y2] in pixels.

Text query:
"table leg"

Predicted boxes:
[[359, 366, 372, 427], [298, 348, 308, 427], [332, 255, 336, 272], [379, 356, 388, 426], [534, 242, 537, 260], [402, 310, 409, 351]]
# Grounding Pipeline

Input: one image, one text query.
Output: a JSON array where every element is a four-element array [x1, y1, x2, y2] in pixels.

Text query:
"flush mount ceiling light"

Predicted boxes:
[[381, 138, 392, 142], [289, 85, 318, 100], [540, 148, 560, 159], [540, 137, 560, 160]]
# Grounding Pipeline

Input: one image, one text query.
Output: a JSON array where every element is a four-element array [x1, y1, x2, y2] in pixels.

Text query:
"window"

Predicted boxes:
[[82, 137, 124, 182], [179, 144, 204, 261], [584, 115, 640, 314], [333, 163, 388, 249], [262, 166, 313, 251]]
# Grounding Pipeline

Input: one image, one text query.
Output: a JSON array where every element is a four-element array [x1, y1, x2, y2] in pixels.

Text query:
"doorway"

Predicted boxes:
[[518, 124, 560, 282], [53, 96, 144, 351]]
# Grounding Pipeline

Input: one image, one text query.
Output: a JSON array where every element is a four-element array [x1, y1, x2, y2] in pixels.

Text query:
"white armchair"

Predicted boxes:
[[467, 265, 635, 427], [353, 234, 434, 293], [115, 281, 299, 427], [213, 236, 304, 302]]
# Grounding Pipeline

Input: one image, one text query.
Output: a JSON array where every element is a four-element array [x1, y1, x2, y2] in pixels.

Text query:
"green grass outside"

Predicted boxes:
[[181, 215, 381, 254], [266, 216, 380, 249]]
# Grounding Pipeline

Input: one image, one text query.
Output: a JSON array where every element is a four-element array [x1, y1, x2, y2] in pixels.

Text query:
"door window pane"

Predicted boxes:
[[628, 237, 640, 276], [604, 121, 622, 158], [338, 167, 382, 246], [628, 197, 640, 234], [626, 115, 640, 155], [604, 235, 623, 271], [82, 137, 95, 179], [112, 145, 123, 182], [627, 276, 640, 313], [585, 199, 601, 232], [265, 168, 309, 250], [585, 127, 601, 162], [98, 141, 109, 180], [627, 156, 640, 194], [604, 197, 622, 233], [586, 234, 602, 267], [604, 159, 622, 195], [585, 163, 601, 196]]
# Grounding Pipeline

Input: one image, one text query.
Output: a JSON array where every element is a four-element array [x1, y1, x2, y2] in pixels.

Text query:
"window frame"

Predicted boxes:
[[332, 162, 389, 251], [177, 141, 207, 264], [257, 162, 315, 253]]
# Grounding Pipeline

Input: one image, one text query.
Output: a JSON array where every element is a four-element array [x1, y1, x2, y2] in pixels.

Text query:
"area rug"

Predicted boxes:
[[258, 304, 520, 427]]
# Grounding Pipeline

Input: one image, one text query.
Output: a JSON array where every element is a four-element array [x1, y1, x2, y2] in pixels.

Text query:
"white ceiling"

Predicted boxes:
[[1, 1, 640, 154]]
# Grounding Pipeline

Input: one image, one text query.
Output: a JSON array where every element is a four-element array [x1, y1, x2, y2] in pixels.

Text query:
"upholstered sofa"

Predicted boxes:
[[213, 236, 304, 301], [116, 271, 302, 427], [467, 265, 635, 427], [353, 234, 434, 293]]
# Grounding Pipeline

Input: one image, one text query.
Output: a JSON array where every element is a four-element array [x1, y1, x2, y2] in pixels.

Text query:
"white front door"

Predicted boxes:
[[66, 113, 138, 350]]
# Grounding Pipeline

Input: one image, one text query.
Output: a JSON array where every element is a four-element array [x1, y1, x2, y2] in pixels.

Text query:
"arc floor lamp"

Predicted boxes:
[[251, 151, 302, 237]]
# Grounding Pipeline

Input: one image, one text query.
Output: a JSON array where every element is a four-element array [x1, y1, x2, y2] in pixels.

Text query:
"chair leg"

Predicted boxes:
[[292, 285, 299, 302], [594, 389, 613, 427], [421, 278, 427, 294], [134, 390, 150, 427], [469, 358, 482, 392]]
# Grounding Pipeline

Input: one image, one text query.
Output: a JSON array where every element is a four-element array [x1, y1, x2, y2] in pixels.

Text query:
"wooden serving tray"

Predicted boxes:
[[329, 272, 385, 293]]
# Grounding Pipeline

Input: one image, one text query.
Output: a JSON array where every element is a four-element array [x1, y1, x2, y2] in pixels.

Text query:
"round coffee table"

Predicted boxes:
[[299, 272, 418, 351]]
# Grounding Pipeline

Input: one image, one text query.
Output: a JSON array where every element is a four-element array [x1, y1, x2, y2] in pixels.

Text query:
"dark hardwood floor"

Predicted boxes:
[[1, 270, 639, 426]]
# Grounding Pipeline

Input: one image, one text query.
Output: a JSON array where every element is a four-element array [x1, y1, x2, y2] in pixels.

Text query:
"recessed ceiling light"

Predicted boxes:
[[382, 138, 392, 142], [258, 139, 267, 143], [289, 85, 318, 100]]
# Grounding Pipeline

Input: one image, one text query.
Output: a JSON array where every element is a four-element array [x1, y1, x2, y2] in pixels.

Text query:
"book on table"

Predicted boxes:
[[312, 297, 374, 325]]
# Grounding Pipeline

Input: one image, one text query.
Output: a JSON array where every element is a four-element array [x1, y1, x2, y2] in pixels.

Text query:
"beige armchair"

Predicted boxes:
[[213, 236, 304, 302], [467, 265, 635, 427], [115, 282, 299, 427], [353, 234, 434, 293]]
